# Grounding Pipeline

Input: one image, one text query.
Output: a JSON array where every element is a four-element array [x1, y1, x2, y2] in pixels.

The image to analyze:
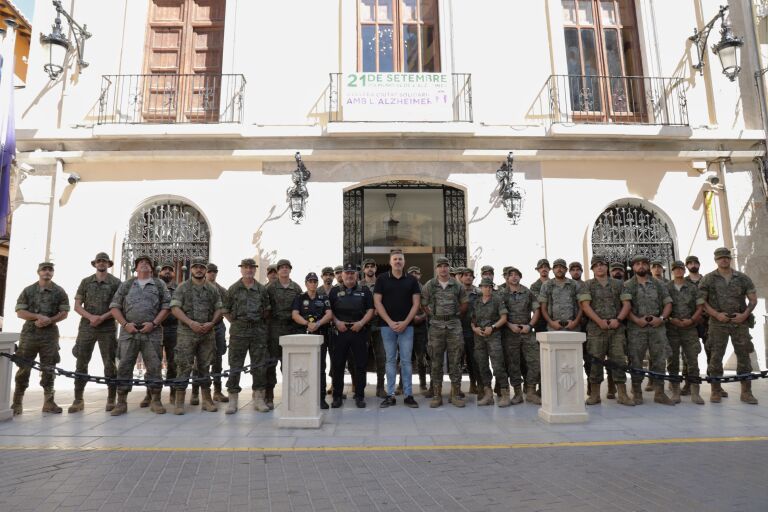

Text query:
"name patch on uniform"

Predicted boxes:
[[338, 292, 346, 297], [303, 300, 310, 306]]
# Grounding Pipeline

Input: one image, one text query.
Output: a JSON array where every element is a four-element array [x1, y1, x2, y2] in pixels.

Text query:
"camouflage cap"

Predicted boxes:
[[361, 258, 376, 267], [535, 258, 551, 270], [133, 255, 153, 270], [449, 267, 458, 275], [305, 272, 319, 282], [91, 252, 114, 268], [650, 260, 664, 268], [206, 263, 219, 273], [502, 266, 512, 277], [463, 267, 475, 276], [37, 261, 55, 271], [507, 266, 522, 278], [333, 265, 343, 273], [190, 257, 208, 268], [480, 265, 494, 274], [435, 257, 450, 267], [321, 266, 334, 275], [454, 267, 467, 274], [684, 255, 700, 265], [479, 277, 495, 288], [407, 266, 421, 274], [552, 258, 567, 269], [569, 261, 583, 271], [238, 258, 258, 268], [276, 258, 292, 269], [714, 247, 732, 259], [631, 254, 650, 265], [266, 264, 278, 274], [609, 262, 625, 271], [671, 260, 686, 271], [590, 255, 608, 268], [159, 262, 175, 271]]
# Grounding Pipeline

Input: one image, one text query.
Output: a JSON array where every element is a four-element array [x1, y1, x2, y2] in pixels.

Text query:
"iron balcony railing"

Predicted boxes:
[[97, 73, 246, 125], [328, 72, 473, 122], [533, 74, 689, 126]]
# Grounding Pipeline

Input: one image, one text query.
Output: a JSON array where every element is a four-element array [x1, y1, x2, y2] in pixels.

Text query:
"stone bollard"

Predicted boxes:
[[537, 330, 588, 424], [0, 333, 19, 421], [278, 334, 324, 428]]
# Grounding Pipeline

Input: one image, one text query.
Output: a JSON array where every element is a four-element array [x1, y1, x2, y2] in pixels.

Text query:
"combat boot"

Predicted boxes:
[[477, 386, 494, 406], [68, 385, 85, 413], [606, 374, 616, 399], [680, 379, 691, 396], [690, 384, 705, 405], [740, 381, 758, 405], [110, 391, 128, 416], [200, 388, 218, 412], [376, 376, 386, 398], [653, 381, 674, 405], [721, 388, 729, 398], [524, 385, 541, 405], [11, 389, 24, 416], [173, 390, 186, 415], [168, 388, 176, 404], [644, 377, 654, 392], [493, 380, 501, 397], [42, 390, 62, 414], [429, 383, 442, 408], [616, 383, 635, 406], [226, 392, 239, 414], [670, 382, 681, 404], [418, 370, 427, 392], [190, 384, 200, 406], [105, 385, 116, 412], [585, 382, 601, 405], [149, 390, 166, 414], [424, 378, 434, 398], [710, 382, 722, 403], [468, 380, 478, 395], [139, 389, 151, 408], [213, 382, 229, 403], [253, 389, 270, 412], [265, 388, 275, 410], [511, 385, 524, 405], [497, 387, 511, 408], [450, 383, 465, 407], [632, 382, 644, 405]]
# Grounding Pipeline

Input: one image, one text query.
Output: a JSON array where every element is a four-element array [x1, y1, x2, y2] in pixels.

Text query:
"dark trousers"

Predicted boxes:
[[331, 330, 368, 400]]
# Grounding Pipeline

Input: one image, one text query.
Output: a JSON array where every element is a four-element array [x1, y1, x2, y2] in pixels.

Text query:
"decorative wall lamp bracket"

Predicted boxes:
[[689, 5, 743, 82], [40, 0, 92, 80], [495, 152, 524, 224], [287, 152, 311, 224]]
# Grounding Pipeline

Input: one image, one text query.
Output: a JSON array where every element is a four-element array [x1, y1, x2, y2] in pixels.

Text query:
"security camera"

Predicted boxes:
[[18, 162, 35, 173], [67, 173, 81, 185], [707, 175, 720, 186]]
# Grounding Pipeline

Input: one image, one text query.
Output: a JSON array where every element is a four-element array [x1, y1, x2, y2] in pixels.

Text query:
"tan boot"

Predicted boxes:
[[740, 381, 758, 405], [42, 390, 62, 414], [253, 389, 270, 413], [265, 388, 275, 410], [429, 383, 443, 408], [190, 385, 200, 406], [616, 383, 635, 406], [710, 381, 722, 403], [226, 392, 239, 414], [670, 382, 681, 404], [680, 379, 691, 396], [168, 388, 176, 405], [653, 381, 674, 405], [110, 391, 128, 416], [498, 387, 511, 408], [68, 387, 85, 414], [524, 385, 541, 405], [201, 388, 218, 412], [149, 390, 166, 414], [11, 389, 24, 416], [450, 383, 465, 407], [645, 377, 654, 391], [105, 385, 116, 412], [174, 390, 186, 415], [477, 386, 494, 406], [606, 374, 616, 399], [511, 385, 524, 405], [585, 382, 601, 405], [213, 382, 229, 403], [139, 389, 151, 408], [468, 381, 478, 395], [721, 387, 729, 398], [690, 384, 705, 405], [632, 382, 644, 405], [424, 379, 434, 398]]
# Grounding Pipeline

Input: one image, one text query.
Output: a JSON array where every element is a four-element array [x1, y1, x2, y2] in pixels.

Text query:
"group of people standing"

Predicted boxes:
[[9, 245, 759, 417]]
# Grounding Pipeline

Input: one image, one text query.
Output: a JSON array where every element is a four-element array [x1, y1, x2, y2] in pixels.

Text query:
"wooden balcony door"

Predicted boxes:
[[144, 0, 226, 122]]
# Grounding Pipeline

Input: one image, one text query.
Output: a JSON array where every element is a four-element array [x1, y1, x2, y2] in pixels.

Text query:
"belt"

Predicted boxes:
[[233, 319, 263, 327], [431, 314, 458, 321]]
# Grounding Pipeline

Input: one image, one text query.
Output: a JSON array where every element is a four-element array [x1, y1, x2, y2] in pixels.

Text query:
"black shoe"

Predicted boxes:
[[342, 393, 348, 400], [355, 398, 366, 408], [331, 397, 343, 408], [404, 396, 419, 408], [380, 396, 396, 408], [320, 400, 329, 410]]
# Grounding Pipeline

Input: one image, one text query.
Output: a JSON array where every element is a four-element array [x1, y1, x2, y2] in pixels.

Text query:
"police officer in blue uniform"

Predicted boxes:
[[329, 263, 375, 408]]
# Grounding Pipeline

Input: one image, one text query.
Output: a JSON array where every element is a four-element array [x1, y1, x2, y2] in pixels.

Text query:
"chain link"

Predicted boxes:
[[0, 352, 278, 388], [590, 356, 768, 384]]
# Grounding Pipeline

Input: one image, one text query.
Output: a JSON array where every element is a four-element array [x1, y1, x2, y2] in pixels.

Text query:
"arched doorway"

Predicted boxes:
[[591, 201, 676, 274], [343, 181, 467, 281], [121, 199, 210, 279]]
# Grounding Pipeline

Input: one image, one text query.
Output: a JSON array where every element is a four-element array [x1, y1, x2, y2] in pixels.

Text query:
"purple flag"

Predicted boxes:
[[0, 25, 17, 237]]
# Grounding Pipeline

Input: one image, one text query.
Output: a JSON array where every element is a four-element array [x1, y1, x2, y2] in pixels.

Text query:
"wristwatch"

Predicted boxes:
[[659, 316, 665, 322]]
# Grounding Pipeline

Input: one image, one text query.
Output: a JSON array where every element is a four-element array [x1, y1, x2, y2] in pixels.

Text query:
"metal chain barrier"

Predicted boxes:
[[590, 356, 768, 384], [0, 351, 278, 388]]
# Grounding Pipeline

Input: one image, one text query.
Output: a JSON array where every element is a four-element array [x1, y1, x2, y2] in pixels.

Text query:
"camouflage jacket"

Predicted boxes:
[[471, 294, 508, 328], [538, 279, 580, 322], [421, 277, 467, 317], [16, 281, 70, 337], [460, 285, 480, 335], [620, 276, 672, 318], [170, 279, 223, 327], [267, 279, 303, 321], [75, 273, 122, 331], [223, 279, 271, 330], [110, 277, 170, 325], [667, 280, 704, 319], [698, 270, 756, 316], [500, 285, 539, 324], [577, 277, 624, 321]]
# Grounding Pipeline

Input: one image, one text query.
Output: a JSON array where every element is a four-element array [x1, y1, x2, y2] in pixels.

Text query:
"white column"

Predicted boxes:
[[537, 331, 589, 424], [0, 333, 19, 421], [278, 334, 323, 428]]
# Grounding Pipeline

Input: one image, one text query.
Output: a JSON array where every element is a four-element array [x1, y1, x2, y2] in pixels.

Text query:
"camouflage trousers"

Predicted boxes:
[[369, 328, 385, 380], [706, 320, 753, 376], [162, 328, 178, 382], [413, 328, 429, 377], [501, 330, 540, 387], [73, 327, 117, 391], [586, 324, 627, 384], [211, 322, 227, 385], [627, 325, 668, 384], [15, 335, 60, 392], [267, 320, 303, 390], [227, 326, 269, 393], [666, 325, 701, 378], [174, 330, 215, 390], [428, 319, 464, 385], [116, 331, 163, 392], [474, 331, 507, 388]]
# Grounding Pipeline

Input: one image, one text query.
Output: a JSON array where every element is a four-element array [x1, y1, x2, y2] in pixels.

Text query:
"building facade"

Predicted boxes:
[[5, 0, 768, 370]]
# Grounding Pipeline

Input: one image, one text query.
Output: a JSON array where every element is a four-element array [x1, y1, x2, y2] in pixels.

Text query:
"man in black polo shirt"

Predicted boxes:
[[373, 249, 422, 408]]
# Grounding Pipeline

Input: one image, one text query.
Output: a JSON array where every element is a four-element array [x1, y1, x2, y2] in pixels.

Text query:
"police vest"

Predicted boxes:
[[333, 286, 368, 322]]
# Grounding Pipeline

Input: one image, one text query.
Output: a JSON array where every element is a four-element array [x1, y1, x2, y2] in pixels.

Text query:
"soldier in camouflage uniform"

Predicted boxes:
[[681, 255, 717, 396], [223, 258, 272, 414], [266, 259, 303, 409], [500, 267, 540, 405], [568, 261, 583, 282], [408, 266, 430, 394], [109, 256, 170, 416], [360, 258, 386, 397], [699, 247, 759, 404], [157, 263, 178, 403], [204, 263, 229, 404], [459, 267, 481, 395], [651, 260, 669, 283], [472, 278, 509, 407], [578, 255, 634, 406], [610, 262, 626, 281], [666, 260, 705, 404], [12, 262, 70, 415], [170, 257, 224, 414], [69, 252, 122, 413], [621, 254, 674, 405], [266, 264, 278, 286], [530, 259, 551, 334], [421, 257, 468, 408]]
